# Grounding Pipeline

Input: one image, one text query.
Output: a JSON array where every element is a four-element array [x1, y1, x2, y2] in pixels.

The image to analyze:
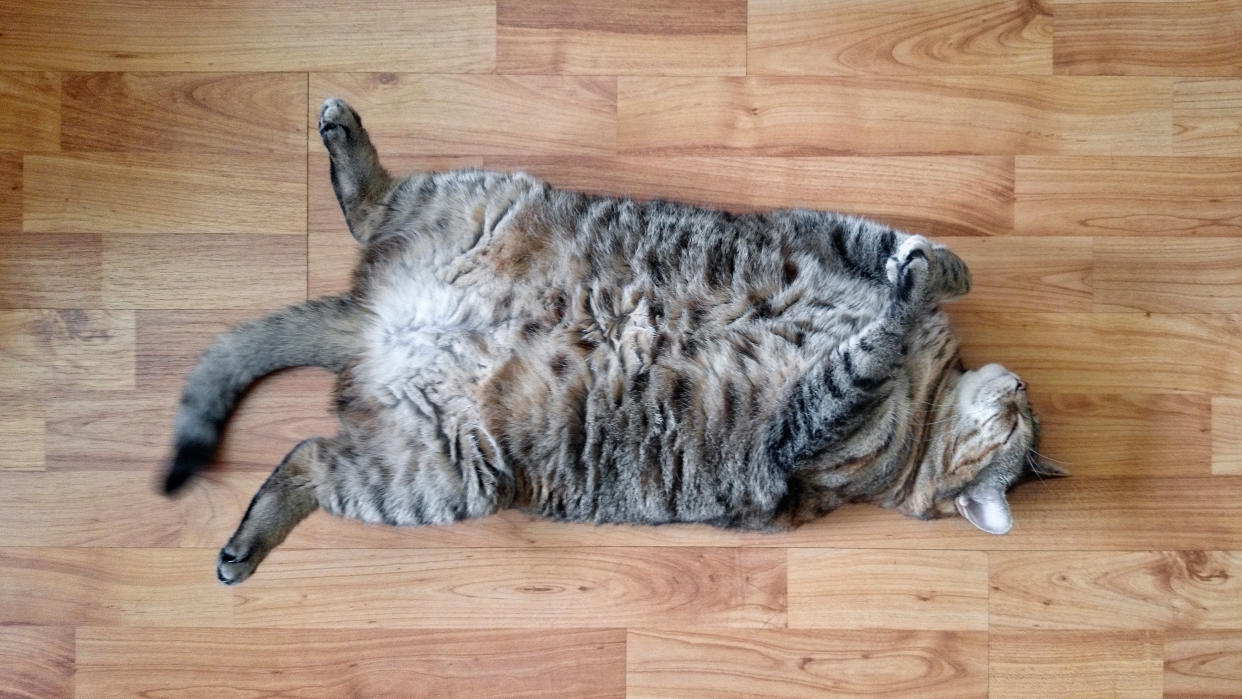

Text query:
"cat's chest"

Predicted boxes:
[[359, 266, 514, 401]]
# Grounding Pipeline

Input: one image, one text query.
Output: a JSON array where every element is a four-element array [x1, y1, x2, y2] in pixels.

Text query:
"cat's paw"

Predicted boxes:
[[886, 235, 933, 307], [216, 542, 259, 586], [318, 98, 361, 145]]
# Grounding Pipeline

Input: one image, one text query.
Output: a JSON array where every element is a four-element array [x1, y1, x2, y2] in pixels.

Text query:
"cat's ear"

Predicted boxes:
[[955, 487, 1012, 535], [1031, 457, 1070, 478]]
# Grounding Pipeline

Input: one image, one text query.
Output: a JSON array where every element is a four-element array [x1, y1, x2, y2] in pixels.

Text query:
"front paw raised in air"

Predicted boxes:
[[885, 235, 933, 309], [318, 97, 361, 145]]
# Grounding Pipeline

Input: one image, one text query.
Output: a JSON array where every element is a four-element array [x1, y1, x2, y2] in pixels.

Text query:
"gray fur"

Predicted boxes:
[[166, 99, 1059, 585]]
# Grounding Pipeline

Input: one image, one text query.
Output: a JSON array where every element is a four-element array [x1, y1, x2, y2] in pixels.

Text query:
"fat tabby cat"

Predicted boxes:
[[164, 99, 1065, 585]]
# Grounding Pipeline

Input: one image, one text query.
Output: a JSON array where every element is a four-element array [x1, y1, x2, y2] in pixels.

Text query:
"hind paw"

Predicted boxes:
[[216, 543, 259, 586]]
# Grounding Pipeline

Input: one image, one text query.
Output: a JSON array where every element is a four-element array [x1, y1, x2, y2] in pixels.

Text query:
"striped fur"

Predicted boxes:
[[168, 99, 1059, 585]]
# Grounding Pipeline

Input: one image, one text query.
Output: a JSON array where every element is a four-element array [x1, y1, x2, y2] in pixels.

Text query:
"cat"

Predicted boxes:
[[164, 98, 1065, 585]]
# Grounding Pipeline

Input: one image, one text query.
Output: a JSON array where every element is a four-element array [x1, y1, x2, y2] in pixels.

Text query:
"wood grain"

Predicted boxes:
[[102, 234, 306, 310], [787, 550, 988, 630], [1053, 0, 1242, 77], [0, 400, 43, 471], [309, 74, 617, 156], [45, 372, 336, 472], [1212, 397, 1242, 475], [61, 72, 307, 153], [0, 471, 257, 548], [0, 153, 18, 231], [498, 0, 745, 75], [1036, 393, 1211, 478], [1015, 156, 1242, 237], [990, 550, 1242, 630], [618, 77, 1172, 155], [0, 548, 231, 626], [1094, 238, 1242, 312], [990, 631, 1163, 698], [0, 310, 133, 391], [1164, 631, 1242, 697], [627, 629, 987, 698], [748, 0, 1052, 75], [0, 626, 73, 699], [0, 0, 495, 72], [955, 312, 1242, 394], [233, 548, 786, 629], [1174, 79, 1242, 156], [134, 310, 267, 391], [76, 627, 626, 699], [0, 232, 102, 308], [482, 155, 1014, 236], [23, 153, 305, 234], [941, 236, 1092, 312], [0, 72, 58, 152]]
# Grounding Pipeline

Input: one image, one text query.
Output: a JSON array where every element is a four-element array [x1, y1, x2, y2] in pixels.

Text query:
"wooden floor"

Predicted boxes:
[[2, 0, 1241, 696]]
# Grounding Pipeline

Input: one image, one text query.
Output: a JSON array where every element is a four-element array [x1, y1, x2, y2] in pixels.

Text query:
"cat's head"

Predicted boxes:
[[916, 363, 1067, 534]]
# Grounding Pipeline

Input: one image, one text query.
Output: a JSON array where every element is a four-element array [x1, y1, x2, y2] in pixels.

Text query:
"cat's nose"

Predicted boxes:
[[1015, 379, 1026, 391]]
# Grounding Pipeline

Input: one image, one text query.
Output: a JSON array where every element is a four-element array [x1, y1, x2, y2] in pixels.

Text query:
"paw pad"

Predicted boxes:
[[318, 98, 359, 140]]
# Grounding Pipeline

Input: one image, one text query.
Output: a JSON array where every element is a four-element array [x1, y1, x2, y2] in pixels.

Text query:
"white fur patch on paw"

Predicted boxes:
[[886, 235, 933, 286]]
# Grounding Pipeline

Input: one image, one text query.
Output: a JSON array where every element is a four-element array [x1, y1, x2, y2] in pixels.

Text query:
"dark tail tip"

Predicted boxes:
[[162, 440, 217, 495]]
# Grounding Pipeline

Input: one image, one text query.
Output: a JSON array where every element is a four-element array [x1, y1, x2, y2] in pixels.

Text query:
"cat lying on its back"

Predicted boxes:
[[164, 99, 1064, 585]]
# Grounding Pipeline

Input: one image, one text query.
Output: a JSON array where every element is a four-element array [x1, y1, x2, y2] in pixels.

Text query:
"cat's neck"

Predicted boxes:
[[887, 358, 965, 516]]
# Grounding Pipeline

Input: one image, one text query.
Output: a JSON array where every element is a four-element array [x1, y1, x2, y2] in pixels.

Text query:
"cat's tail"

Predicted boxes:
[[162, 295, 363, 495]]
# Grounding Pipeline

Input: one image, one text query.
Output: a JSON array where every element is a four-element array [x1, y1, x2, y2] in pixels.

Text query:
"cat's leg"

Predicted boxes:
[[319, 98, 392, 243], [926, 243, 971, 302], [766, 239, 934, 470], [819, 217, 971, 302], [882, 235, 971, 305], [216, 437, 338, 585]]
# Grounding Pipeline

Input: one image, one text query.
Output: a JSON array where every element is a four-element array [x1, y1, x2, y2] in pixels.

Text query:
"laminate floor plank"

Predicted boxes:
[[990, 631, 1163, 698], [231, 547, 787, 629], [23, 153, 306, 235], [0, 548, 232, 627], [748, 0, 1052, 76], [61, 72, 307, 153], [75, 627, 626, 699], [0, 0, 496, 72], [0, 72, 58, 153], [627, 629, 987, 698], [497, 0, 746, 75], [1053, 0, 1242, 77], [618, 77, 1172, 156], [102, 234, 306, 310], [1173, 79, 1242, 156], [0, 626, 74, 699], [1212, 397, 1242, 475], [308, 74, 617, 156], [0, 232, 102, 309], [0, 309, 134, 391], [1015, 156, 1242, 237], [990, 550, 1242, 631], [1164, 631, 1242, 697], [787, 550, 988, 630]]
